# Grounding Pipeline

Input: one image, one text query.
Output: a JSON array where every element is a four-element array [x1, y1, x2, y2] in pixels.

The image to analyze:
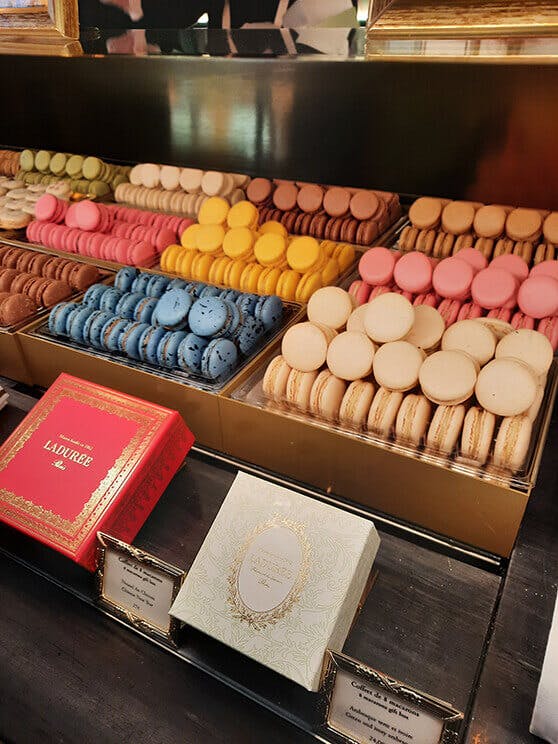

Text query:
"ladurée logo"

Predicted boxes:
[[43, 433, 94, 469]]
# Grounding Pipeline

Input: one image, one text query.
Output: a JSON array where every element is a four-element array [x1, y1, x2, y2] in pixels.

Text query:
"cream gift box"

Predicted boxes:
[[170, 471, 380, 691]]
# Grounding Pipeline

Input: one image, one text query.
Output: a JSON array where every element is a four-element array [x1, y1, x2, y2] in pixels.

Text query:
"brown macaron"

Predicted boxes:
[[297, 184, 324, 214], [0, 293, 37, 326], [246, 178, 272, 204], [10, 272, 33, 295], [29, 252, 51, 276], [323, 187, 350, 218], [506, 208, 542, 242], [273, 182, 298, 211], [69, 262, 100, 290], [350, 191, 380, 221], [409, 197, 442, 230], [15, 251, 35, 273], [0, 268, 18, 291], [40, 279, 72, 307], [3, 248, 25, 269], [473, 205, 506, 238], [441, 201, 475, 235]]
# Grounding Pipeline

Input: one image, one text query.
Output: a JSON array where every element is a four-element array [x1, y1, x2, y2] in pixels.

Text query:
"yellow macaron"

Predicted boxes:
[[240, 263, 264, 293], [254, 233, 286, 267], [260, 220, 287, 238], [226, 200, 258, 229], [257, 266, 282, 295], [196, 224, 225, 254], [192, 253, 214, 282], [198, 196, 229, 226], [181, 223, 201, 250], [276, 270, 300, 301], [295, 271, 323, 303], [287, 236, 322, 273], [333, 243, 356, 272], [223, 226, 255, 261], [160, 244, 183, 273], [212, 255, 232, 286], [177, 248, 197, 279], [224, 259, 247, 290], [321, 257, 340, 285]]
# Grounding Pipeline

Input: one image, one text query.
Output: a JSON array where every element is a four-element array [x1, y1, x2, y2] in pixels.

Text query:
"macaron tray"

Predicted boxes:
[[231, 285, 558, 490], [30, 267, 302, 392]]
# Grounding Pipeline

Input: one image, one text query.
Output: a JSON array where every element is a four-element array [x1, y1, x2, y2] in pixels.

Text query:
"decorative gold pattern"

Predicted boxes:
[[0, 379, 169, 555], [227, 514, 311, 631]]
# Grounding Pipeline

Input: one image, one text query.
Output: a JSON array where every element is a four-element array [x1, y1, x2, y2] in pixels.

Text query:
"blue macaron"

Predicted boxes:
[[156, 330, 188, 369], [86, 310, 115, 349], [201, 338, 238, 380], [134, 296, 158, 324], [146, 274, 170, 298], [235, 315, 265, 355], [177, 333, 209, 375], [131, 272, 152, 295], [236, 293, 258, 316], [199, 286, 223, 299], [48, 301, 79, 336], [188, 298, 232, 338], [101, 317, 131, 352], [219, 289, 240, 303], [120, 321, 151, 360], [82, 283, 110, 309], [222, 300, 242, 339], [67, 306, 97, 345], [185, 282, 206, 298], [166, 278, 188, 292], [114, 266, 138, 292], [152, 289, 193, 330], [138, 325, 167, 365], [99, 287, 124, 314], [115, 291, 146, 319], [254, 295, 283, 330]]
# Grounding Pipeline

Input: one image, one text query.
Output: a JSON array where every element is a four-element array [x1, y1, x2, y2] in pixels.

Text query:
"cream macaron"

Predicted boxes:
[[367, 387, 403, 438], [442, 319, 496, 367], [281, 322, 331, 372], [364, 293, 415, 344], [326, 331, 376, 381], [339, 380, 376, 429], [263, 355, 292, 402], [426, 404, 466, 455], [419, 350, 478, 405], [493, 415, 533, 473], [475, 358, 537, 416], [460, 406, 496, 466], [309, 370, 346, 421], [285, 369, 318, 411], [372, 341, 425, 392], [395, 394, 432, 446]]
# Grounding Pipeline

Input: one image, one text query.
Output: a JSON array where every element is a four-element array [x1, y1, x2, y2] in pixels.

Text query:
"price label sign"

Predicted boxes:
[[320, 652, 463, 744], [95, 532, 185, 644]]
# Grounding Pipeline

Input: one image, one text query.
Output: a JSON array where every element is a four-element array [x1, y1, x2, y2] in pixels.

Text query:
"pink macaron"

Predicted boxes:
[[433, 257, 473, 300], [368, 284, 393, 301], [35, 194, 60, 223], [413, 292, 439, 308], [438, 298, 462, 327], [487, 307, 512, 322], [511, 311, 535, 330], [471, 267, 517, 310], [530, 260, 558, 282], [517, 275, 558, 319], [538, 316, 558, 351], [348, 280, 371, 305], [359, 246, 396, 286], [453, 247, 488, 273], [490, 253, 529, 282], [393, 251, 433, 293], [457, 302, 484, 321], [128, 240, 156, 267]]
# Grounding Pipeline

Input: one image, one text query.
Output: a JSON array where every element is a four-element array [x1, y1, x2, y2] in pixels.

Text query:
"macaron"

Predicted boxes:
[[409, 197, 442, 230], [367, 387, 403, 438], [346, 304, 369, 334], [403, 305, 445, 351], [48, 301, 79, 336], [67, 305, 97, 344], [188, 297, 233, 338], [307, 286, 353, 331], [281, 322, 329, 372], [157, 330, 188, 369], [394, 251, 432, 293], [395, 394, 432, 446], [263, 355, 292, 402], [139, 325, 167, 364], [201, 338, 238, 379], [460, 407, 496, 466], [538, 316, 558, 351], [146, 274, 171, 298], [419, 350, 478, 405], [338, 380, 375, 429], [453, 247, 488, 273], [177, 333, 210, 374], [373, 341, 425, 392], [432, 257, 473, 300], [475, 358, 537, 416], [82, 283, 109, 309], [495, 328, 554, 378], [426, 404, 466, 455], [471, 268, 517, 310], [134, 296, 158, 324], [358, 247, 396, 286], [101, 317, 130, 352], [493, 415, 532, 473], [326, 331, 375, 381], [152, 288, 193, 330], [490, 254, 529, 282], [253, 295, 283, 330], [530, 260, 558, 282], [295, 271, 323, 303], [85, 310, 114, 349], [285, 368, 318, 411], [287, 236, 322, 273], [441, 319, 496, 366], [115, 291, 145, 319], [120, 322, 151, 360], [441, 201, 475, 235], [517, 275, 558, 319], [309, 370, 346, 421], [473, 205, 506, 239], [364, 293, 415, 343]]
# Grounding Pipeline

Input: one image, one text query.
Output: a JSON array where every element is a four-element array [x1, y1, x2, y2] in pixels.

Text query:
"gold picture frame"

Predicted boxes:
[[95, 532, 186, 646], [0, 0, 80, 55], [320, 651, 463, 744]]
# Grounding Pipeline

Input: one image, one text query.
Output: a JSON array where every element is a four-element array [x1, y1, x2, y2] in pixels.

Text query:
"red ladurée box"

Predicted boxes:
[[0, 373, 194, 570]]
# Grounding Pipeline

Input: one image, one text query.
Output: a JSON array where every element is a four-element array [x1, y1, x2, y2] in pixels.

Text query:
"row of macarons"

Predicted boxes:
[[262, 357, 535, 474]]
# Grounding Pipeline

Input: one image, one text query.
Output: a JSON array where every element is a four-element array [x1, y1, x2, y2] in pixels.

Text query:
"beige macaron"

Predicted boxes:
[[542, 212, 558, 244], [307, 286, 353, 331], [285, 369, 318, 411], [364, 293, 415, 343], [475, 357, 537, 416], [419, 350, 478, 405], [372, 341, 425, 392], [404, 305, 445, 351], [426, 404, 466, 455], [262, 355, 292, 402], [309, 370, 346, 421], [460, 406, 496, 466], [281, 322, 330, 372], [441, 201, 475, 235], [395, 394, 432, 446], [442, 320, 496, 367], [506, 208, 542, 241], [339, 380, 376, 429], [473, 205, 506, 238], [409, 197, 442, 230], [346, 304, 368, 334], [367, 387, 403, 438], [495, 328, 553, 378], [493, 415, 533, 473], [327, 331, 376, 381]]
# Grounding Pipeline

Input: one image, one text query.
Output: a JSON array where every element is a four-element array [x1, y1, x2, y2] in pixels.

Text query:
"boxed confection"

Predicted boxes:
[[0, 373, 194, 570], [170, 471, 380, 691]]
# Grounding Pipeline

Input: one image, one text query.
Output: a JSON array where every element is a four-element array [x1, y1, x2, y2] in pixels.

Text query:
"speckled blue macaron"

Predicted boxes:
[[114, 266, 138, 292], [138, 325, 167, 364], [236, 293, 258, 316], [219, 289, 240, 303], [188, 298, 232, 338], [82, 283, 110, 308], [48, 301, 79, 336], [101, 317, 131, 352], [177, 333, 209, 374], [166, 278, 188, 292], [131, 272, 152, 295], [199, 286, 223, 299], [120, 321, 150, 360], [99, 287, 124, 314], [134, 296, 158, 324], [83, 310, 114, 347], [152, 289, 193, 330], [115, 292, 145, 319], [156, 330, 188, 369], [222, 300, 242, 339], [201, 338, 238, 380], [235, 315, 265, 355], [146, 274, 170, 298], [254, 295, 283, 330], [185, 282, 206, 298], [68, 306, 98, 344]]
